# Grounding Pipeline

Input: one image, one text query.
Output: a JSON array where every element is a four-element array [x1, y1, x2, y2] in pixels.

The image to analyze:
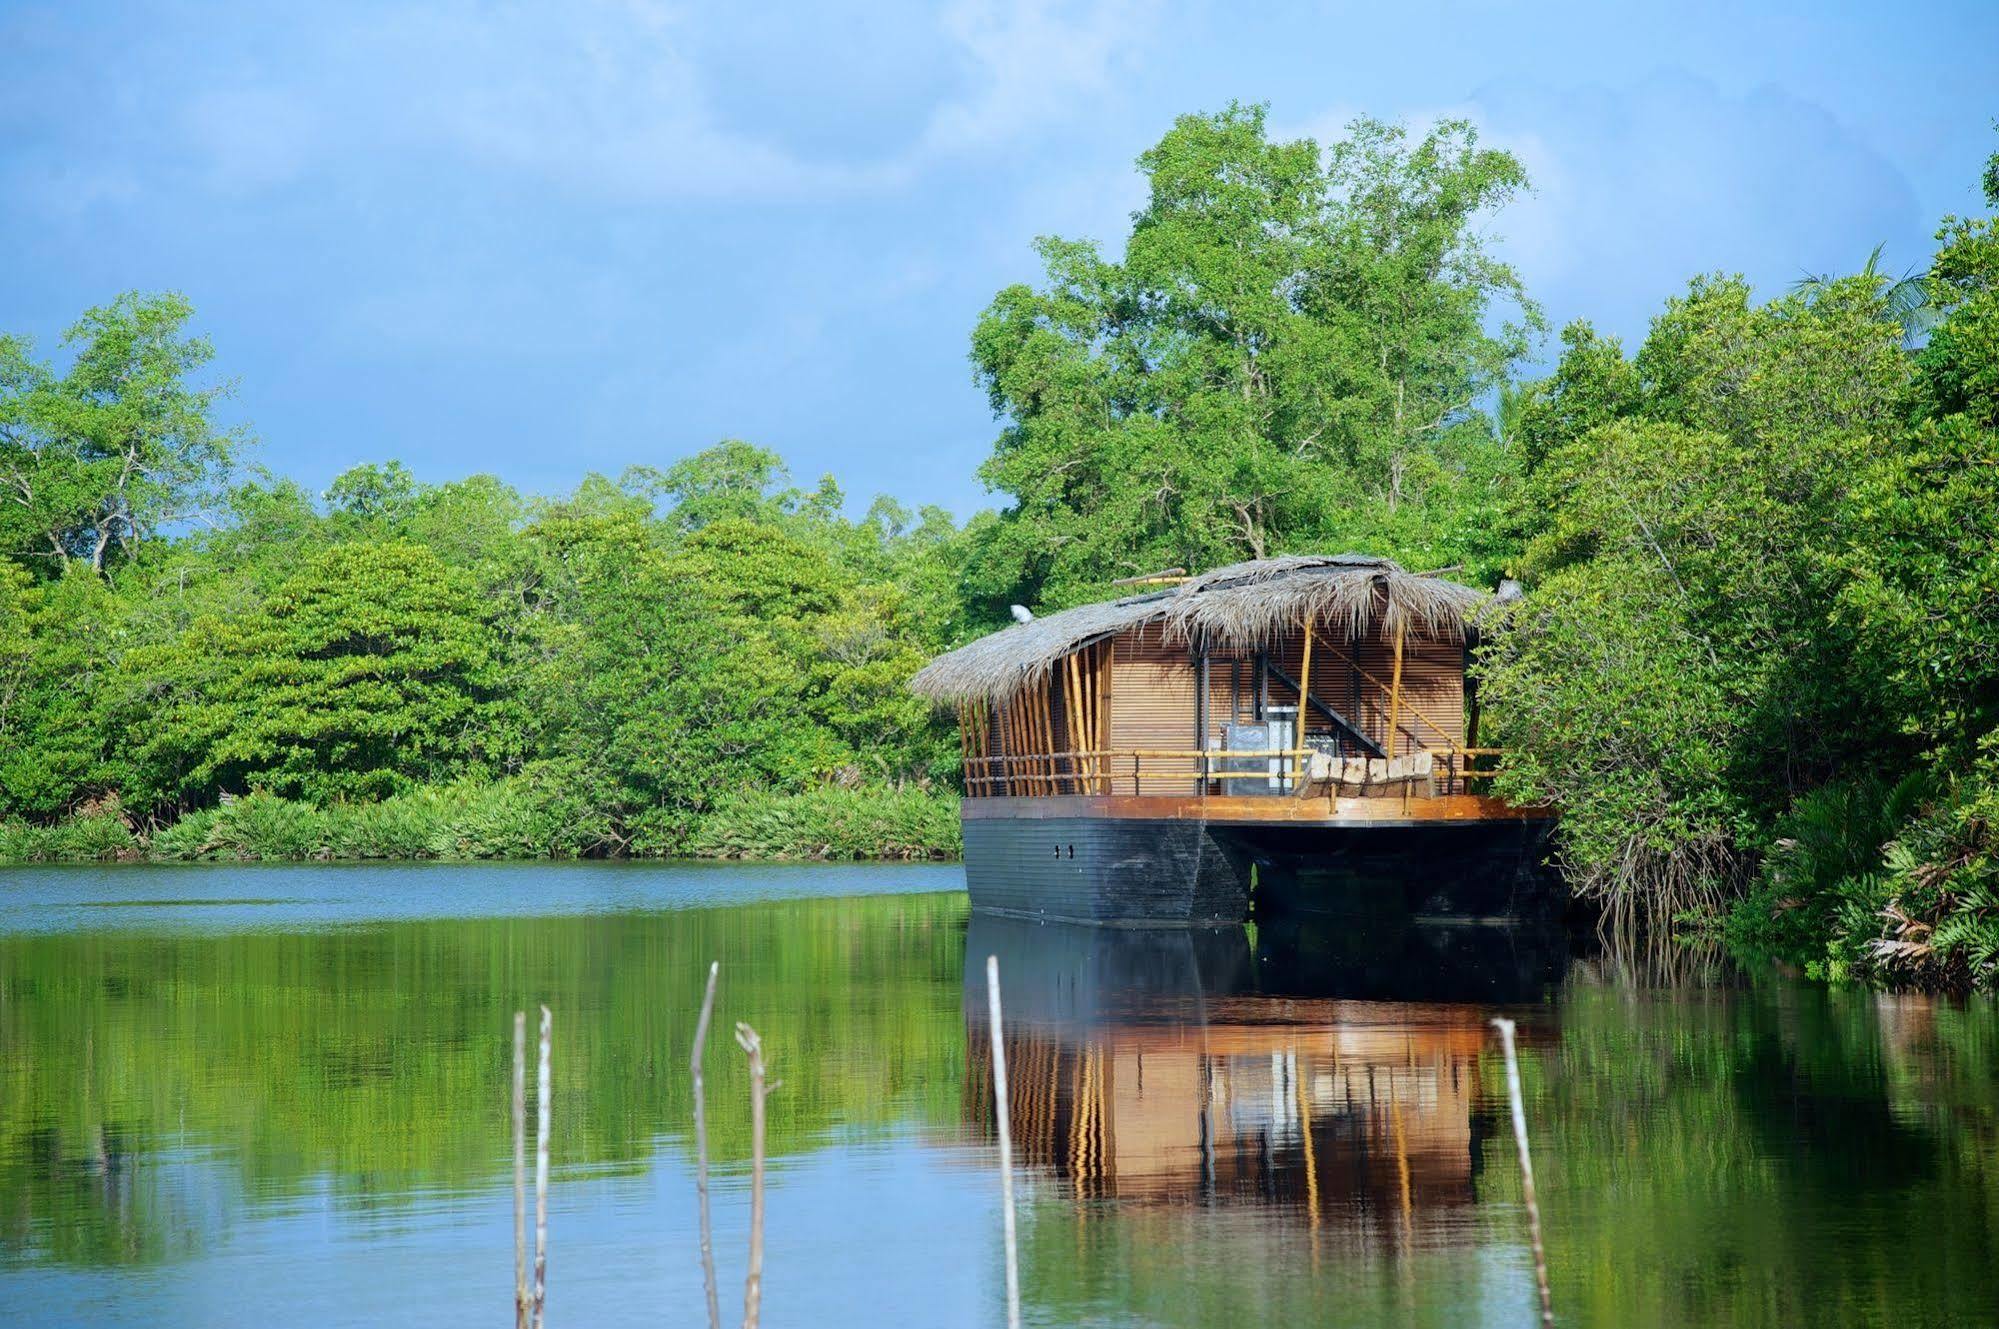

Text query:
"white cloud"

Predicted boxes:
[[1279, 76, 1925, 350], [919, 0, 1154, 157], [148, 0, 1158, 203]]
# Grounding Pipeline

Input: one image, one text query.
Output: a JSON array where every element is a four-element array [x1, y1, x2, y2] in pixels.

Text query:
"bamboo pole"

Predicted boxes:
[[1013, 696, 1029, 793], [1014, 697, 1033, 794], [1490, 1018, 1554, 1327], [1099, 644, 1115, 792], [1062, 656, 1084, 795], [1319, 640, 1458, 754], [533, 1006, 551, 1329], [1021, 692, 1038, 793], [1002, 702, 1020, 796], [1295, 613, 1315, 796], [1081, 653, 1095, 794], [1071, 653, 1088, 794], [1073, 655, 1090, 794], [734, 1023, 775, 1329], [985, 956, 1022, 1329], [1385, 621, 1406, 760], [1095, 647, 1111, 791], [1016, 700, 1035, 794], [513, 1012, 528, 1329], [690, 962, 722, 1329], [956, 703, 971, 797], [980, 701, 994, 796], [1038, 684, 1057, 795]]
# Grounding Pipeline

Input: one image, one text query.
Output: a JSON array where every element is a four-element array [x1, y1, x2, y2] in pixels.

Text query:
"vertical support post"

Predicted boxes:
[[1016, 699, 1030, 795], [1047, 679, 1063, 791], [974, 702, 989, 797], [1003, 701, 1020, 797], [734, 1023, 773, 1329], [1195, 648, 1210, 796], [532, 1006, 551, 1329], [1087, 647, 1103, 791], [690, 962, 722, 1329], [1385, 620, 1406, 760], [986, 956, 1022, 1329], [1491, 1018, 1555, 1328], [1464, 641, 1481, 797], [1071, 651, 1087, 787], [956, 703, 971, 798], [1099, 643, 1115, 793], [512, 1012, 528, 1329], [1296, 612, 1315, 792]]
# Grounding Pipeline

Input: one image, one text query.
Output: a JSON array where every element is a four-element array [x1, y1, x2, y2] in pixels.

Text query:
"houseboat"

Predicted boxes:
[[909, 555, 1556, 925]]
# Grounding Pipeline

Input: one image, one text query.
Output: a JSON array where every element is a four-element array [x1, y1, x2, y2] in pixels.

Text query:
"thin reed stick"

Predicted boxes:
[[513, 1011, 528, 1329], [1490, 1017, 1554, 1326], [733, 1023, 773, 1329], [690, 962, 722, 1329], [534, 1006, 552, 1329], [986, 955, 1021, 1329]]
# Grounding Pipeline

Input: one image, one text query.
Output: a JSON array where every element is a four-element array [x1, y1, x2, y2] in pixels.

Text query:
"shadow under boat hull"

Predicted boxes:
[[962, 796, 1558, 926], [965, 910, 1572, 1015]]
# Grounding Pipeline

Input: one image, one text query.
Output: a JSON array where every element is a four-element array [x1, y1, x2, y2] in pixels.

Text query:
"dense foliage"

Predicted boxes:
[[966, 103, 1540, 609], [1487, 143, 1999, 984], [6, 108, 1999, 990], [0, 303, 967, 858]]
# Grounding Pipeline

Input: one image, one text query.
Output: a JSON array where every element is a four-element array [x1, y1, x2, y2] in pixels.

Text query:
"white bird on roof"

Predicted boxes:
[[1010, 604, 1034, 624]]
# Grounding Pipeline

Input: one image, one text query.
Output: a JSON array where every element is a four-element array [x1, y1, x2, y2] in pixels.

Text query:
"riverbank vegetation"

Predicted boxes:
[[5, 106, 1999, 987], [1482, 145, 1999, 988], [0, 315, 968, 860]]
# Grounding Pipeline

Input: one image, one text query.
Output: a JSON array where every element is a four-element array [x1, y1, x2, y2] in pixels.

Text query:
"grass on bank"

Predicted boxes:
[[0, 781, 961, 865]]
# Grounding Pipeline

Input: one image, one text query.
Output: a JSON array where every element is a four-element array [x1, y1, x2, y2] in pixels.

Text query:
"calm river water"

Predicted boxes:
[[1, 862, 1996, 1327]]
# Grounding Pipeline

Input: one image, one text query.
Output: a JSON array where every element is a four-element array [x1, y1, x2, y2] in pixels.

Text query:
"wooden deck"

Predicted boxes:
[[961, 792, 1552, 829]]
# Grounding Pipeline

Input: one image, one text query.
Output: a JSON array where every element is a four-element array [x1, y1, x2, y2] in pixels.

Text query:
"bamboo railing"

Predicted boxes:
[[960, 746, 1506, 799]]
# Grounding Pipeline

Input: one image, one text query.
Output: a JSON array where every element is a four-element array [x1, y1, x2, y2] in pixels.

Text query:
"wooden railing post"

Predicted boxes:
[[1385, 620, 1406, 760], [1296, 612, 1315, 793]]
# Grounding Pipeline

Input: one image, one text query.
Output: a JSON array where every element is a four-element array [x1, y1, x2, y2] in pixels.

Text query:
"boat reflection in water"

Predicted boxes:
[[962, 914, 1568, 1243]]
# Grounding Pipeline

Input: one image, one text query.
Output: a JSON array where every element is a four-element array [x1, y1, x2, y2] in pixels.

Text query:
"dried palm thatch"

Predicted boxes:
[[909, 554, 1486, 705]]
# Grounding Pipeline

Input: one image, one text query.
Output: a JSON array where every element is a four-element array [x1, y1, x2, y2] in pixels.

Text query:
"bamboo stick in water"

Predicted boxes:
[[690, 962, 722, 1329], [734, 1023, 774, 1329], [534, 1006, 551, 1329], [513, 1011, 528, 1329], [1490, 1017, 1554, 1326], [986, 955, 1022, 1329]]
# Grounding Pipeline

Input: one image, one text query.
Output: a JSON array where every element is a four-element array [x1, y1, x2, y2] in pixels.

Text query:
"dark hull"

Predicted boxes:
[[962, 805, 1557, 926], [961, 815, 1254, 926], [1248, 819, 1561, 923]]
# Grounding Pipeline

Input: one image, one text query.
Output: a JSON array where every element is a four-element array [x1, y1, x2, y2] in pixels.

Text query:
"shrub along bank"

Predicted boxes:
[[1, 784, 961, 864]]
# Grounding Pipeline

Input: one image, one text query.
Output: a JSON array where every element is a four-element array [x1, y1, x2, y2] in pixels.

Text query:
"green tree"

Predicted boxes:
[[969, 104, 1541, 606], [117, 541, 504, 807], [0, 567, 123, 816], [1793, 243, 1938, 346], [1482, 273, 1913, 915], [0, 293, 243, 573]]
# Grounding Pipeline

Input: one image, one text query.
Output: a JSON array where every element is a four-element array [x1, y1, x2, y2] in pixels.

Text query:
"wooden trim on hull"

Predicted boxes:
[[961, 793, 1554, 828]]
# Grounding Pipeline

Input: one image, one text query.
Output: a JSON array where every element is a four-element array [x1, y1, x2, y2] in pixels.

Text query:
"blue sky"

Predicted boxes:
[[3, 1, 1994, 516]]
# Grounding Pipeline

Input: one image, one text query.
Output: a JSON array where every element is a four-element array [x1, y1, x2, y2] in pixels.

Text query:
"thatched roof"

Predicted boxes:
[[909, 554, 1486, 705]]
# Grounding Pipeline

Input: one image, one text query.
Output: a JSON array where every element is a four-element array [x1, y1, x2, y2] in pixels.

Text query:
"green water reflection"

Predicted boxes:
[[1, 872, 1996, 1328], [0, 888, 971, 1271]]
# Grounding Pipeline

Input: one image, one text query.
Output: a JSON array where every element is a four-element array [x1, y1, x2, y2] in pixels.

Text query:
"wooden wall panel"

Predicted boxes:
[[1108, 623, 1199, 788], [1350, 626, 1464, 757]]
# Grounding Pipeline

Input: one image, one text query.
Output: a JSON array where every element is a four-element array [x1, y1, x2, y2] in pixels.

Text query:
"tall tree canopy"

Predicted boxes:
[[968, 103, 1541, 607], [0, 293, 242, 574]]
